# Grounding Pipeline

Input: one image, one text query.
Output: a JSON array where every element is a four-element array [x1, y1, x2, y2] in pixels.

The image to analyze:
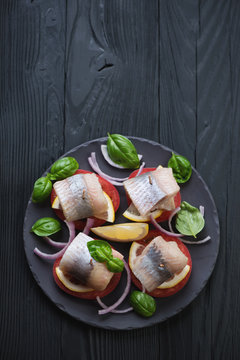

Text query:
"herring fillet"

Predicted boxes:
[[53, 174, 93, 221], [153, 167, 180, 210], [131, 236, 188, 292], [123, 167, 180, 215], [59, 232, 123, 291], [53, 173, 109, 222], [123, 172, 166, 216], [153, 167, 179, 196]]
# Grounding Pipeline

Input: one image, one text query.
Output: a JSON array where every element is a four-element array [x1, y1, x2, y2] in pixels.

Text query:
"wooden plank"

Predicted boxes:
[[195, 1, 234, 359], [159, 0, 198, 164], [0, 1, 65, 359], [64, 0, 159, 150]]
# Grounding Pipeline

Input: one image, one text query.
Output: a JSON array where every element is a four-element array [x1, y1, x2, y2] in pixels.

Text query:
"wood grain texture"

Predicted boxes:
[[0, 1, 65, 359], [64, 0, 159, 150], [1, 0, 240, 359]]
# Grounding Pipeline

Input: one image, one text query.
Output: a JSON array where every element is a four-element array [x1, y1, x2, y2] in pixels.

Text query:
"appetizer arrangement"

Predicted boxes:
[[28, 134, 213, 320]]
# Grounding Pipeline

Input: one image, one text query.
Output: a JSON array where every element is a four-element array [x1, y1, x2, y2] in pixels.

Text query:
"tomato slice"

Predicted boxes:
[[51, 169, 120, 230], [129, 230, 192, 297], [127, 167, 181, 222], [53, 256, 122, 300]]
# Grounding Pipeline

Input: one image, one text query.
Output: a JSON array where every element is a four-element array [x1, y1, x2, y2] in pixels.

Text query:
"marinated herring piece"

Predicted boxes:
[[53, 173, 108, 222], [123, 167, 180, 216], [59, 232, 123, 291], [131, 236, 188, 292]]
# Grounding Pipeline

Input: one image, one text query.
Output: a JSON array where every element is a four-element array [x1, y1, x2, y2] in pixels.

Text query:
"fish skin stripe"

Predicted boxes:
[[53, 256, 122, 300], [127, 168, 181, 222], [51, 169, 120, 230], [129, 230, 192, 297]]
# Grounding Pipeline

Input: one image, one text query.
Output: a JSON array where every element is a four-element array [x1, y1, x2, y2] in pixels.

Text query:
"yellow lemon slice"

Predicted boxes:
[[52, 196, 61, 209], [91, 223, 149, 242], [55, 267, 94, 292], [129, 242, 190, 288], [123, 203, 163, 222], [157, 265, 190, 289], [94, 192, 115, 223], [129, 242, 144, 268]]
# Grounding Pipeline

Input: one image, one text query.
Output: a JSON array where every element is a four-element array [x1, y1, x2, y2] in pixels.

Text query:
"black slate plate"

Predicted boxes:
[[23, 137, 220, 330]]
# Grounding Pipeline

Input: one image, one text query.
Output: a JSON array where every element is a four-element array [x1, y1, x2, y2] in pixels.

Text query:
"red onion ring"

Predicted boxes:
[[88, 157, 124, 186], [168, 207, 181, 233], [34, 221, 75, 260], [199, 205, 204, 216], [44, 236, 67, 248], [98, 260, 132, 315], [150, 215, 183, 237], [83, 218, 95, 235], [88, 152, 128, 184], [33, 246, 69, 260], [96, 297, 133, 314], [136, 162, 145, 176], [91, 152, 129, 181], [180, 236, 211, 245], [64, 220, 76, 242]]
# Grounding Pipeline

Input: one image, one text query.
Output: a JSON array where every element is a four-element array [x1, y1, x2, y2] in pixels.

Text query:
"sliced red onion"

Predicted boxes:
[[91, 152, 129, 181], [136, 162, 145, 176], [168, 207, 181, 233], [88, 156, 125, 186], [64, 220, 76, 242], [199, 205, 204, 216], [44, 236, 67, 248], [151, 210, 210, 245], [101, 145, 142, 169], [150, 214, 183, 237], [33, 246, 69, 260], [96, 297, 133, 314], [180, 236, 211, 245], [98, 260, 132, 315], [34, 221, 75, 260], [83, 218, 95, 235]]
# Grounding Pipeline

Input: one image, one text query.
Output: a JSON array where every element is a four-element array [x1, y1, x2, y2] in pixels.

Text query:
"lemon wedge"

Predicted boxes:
[[123, 203, 163, 222], [52, 196, 61, 209], [129, 242, 190, 288], [94, 192, 115, 223], [157, 265, 190, 289], [91, 223, 149, 242], [55, 266, 94, 292]]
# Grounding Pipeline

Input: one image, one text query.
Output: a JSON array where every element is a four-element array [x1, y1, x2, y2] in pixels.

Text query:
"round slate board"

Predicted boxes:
[[23, 137, 220, 330]]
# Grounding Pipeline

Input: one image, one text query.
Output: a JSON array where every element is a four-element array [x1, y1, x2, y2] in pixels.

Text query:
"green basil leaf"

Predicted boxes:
[[32, 177, 52, 203], [106, 257, 124, 273], [49, 157, 79, 180], [87, 240, 124, 273], [107, 133, 140, 169], [175, 201, 205, 238], [168, 153, 192, 183], [31, 217, 61, 237], [130, 291, 156, 317], [87, 240, 112, 263]]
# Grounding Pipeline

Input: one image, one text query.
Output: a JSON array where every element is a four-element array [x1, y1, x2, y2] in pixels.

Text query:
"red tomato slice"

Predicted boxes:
[[127, 167, 181, 222], [51, 169, 120, 230], [129, 230, 192, 297], [53, 256, 122, 300]]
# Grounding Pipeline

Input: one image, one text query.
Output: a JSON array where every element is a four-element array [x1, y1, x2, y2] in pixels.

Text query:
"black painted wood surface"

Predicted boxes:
[[1, 0, 239, 359]]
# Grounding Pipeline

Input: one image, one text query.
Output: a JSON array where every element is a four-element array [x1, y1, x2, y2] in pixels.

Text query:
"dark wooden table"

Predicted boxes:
[[1, 0, 239, 359]]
